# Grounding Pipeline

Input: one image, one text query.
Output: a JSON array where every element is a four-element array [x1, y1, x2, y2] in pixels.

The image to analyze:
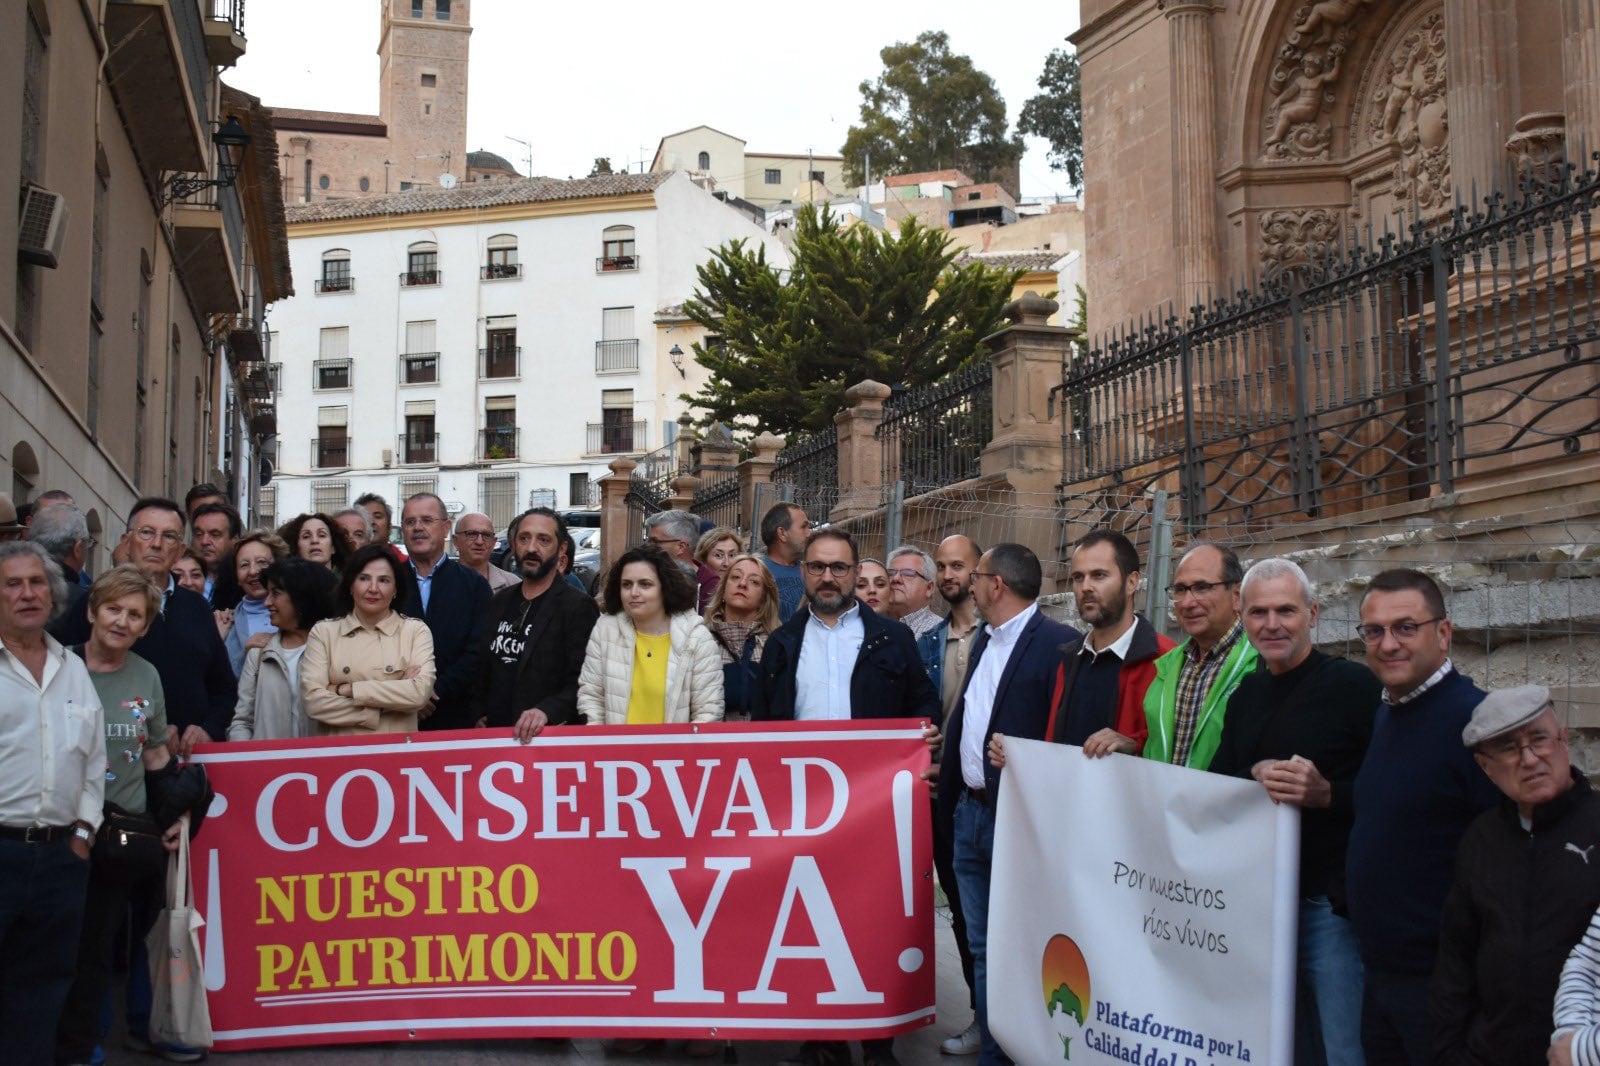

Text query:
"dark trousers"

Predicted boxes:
[[56, 861, 161, 1063], [932, 796, 976, 1010], [1360, 967, 1432, 1066], [0, 838, 91, 1066]]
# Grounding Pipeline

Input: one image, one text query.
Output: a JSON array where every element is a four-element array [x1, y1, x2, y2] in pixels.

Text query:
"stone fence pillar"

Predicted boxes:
[[691, 423, 742, 488], [665, 473, 702, 511], [738, 431, 786, 538], [981, 292, 1076, 495], [832, 379, 891, 522], [599, 456, 637, 574]]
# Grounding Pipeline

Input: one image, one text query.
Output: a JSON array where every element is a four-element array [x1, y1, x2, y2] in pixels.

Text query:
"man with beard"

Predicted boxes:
[[1039, 529, 1173, 756], [753, 527, 939, 1066], [475, 507, 599, 737]]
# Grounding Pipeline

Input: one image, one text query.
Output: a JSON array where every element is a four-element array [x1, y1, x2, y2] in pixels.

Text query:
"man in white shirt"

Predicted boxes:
[[0, 540, 105, 1065], [937, 544, 1080, 1066]]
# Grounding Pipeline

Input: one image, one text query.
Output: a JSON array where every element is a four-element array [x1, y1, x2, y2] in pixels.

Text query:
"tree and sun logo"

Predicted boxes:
[[1042, 933, 1090, 1060]]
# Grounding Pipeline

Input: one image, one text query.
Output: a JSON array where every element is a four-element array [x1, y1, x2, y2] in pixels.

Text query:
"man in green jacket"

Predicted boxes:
[[1142, 543, 1259, 769]]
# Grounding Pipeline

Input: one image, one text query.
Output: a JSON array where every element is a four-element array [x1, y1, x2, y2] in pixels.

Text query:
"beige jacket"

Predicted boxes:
[[302, 611, 436, 735], [228, 634, 310, 741], [577, 610, 724, 725]]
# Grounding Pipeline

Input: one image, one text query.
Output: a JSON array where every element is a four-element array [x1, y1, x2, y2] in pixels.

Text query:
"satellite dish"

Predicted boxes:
[[438, 173, 458, 189]]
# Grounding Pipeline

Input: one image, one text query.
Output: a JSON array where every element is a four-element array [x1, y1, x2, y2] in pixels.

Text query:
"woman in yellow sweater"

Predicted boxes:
[[578, 544, 723, 725]]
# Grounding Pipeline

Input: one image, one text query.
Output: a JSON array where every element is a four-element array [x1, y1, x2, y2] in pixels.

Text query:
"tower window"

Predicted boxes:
[[424, 103, 431, 115], [411, 0, 422, 16], [319, 174, 330, 190], [420, 73, 436, 88], [359, 177, 370, 192], [436, 0, 450, 18], [697, 151, 710, 170]]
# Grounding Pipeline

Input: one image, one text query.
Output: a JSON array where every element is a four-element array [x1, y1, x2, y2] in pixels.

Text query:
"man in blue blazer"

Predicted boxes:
[[938, 543, 1080, 1066], [398, 493, 490, 732]]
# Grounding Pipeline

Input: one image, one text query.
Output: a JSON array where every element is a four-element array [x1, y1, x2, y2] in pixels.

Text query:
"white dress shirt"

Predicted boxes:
[[0, 634, 106, 830], [960, 602, 1038, 789], [794, 604, 865, 721]]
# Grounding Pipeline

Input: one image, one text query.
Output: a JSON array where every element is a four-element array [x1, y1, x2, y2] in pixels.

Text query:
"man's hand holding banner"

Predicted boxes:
[[189, 722, 934, 1049]]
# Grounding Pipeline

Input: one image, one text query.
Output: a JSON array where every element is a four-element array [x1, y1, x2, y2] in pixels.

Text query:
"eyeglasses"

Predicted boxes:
[[886, 568, 927, 581], [1481, 728, 1559, 763], [803, 561, 854, 577], [133, 526, 183, 545], [455, 530, 495, 541], [1354, 617, 1442, 643], [402, 516, 444, 528], [648, 536, 685, 547], [1166, 580, 1236, 600]]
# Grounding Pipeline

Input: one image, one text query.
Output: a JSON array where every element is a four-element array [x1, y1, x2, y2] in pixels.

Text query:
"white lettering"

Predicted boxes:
[[256, 772, 318, 852], [623, 856, 751, 1003], [398, 764, 469, 843], [781, 758, 848, 837], [325, 769, 395, 848], [739, 856, 882, 1005]]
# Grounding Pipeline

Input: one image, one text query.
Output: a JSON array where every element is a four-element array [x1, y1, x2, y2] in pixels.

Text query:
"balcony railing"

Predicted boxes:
[[399, 432, 439, 466], [400, 269, 440, 287], [481, 262, 522, 280], [312, 437, 350, 469], [313, 357, 352, 390], [595, 339, 639, 373], [315, 275, 354, 294], [479, 427, 520, 461], [479, 346, 521, 379], [597, 254, 640, 273], [587, 420, 646, 455], [399, 351, 440, 384]]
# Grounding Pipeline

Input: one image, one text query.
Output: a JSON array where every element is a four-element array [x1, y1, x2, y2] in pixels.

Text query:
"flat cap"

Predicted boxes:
[[1463, 684, 1553, 747]]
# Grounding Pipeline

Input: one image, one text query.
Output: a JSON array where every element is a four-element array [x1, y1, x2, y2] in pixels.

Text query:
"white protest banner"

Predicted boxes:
[[988, 740, 1298, 1066]]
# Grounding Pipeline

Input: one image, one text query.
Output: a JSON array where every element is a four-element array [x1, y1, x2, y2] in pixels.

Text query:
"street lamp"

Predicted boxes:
[[164, 115, 252, 204], [669, 344, 686, 378]]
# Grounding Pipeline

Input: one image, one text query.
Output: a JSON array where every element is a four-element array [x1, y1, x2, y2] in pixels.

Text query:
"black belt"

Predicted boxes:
[[962, 785, 990, 807], [0, 824, 73, 844]]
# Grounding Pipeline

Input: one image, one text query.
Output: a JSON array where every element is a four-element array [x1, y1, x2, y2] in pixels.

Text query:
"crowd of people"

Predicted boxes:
[[1, 484, 1598, 1066]]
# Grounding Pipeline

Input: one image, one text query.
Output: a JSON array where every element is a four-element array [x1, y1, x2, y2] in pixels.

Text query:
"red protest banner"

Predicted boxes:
[[189, 721, 934, 1049]]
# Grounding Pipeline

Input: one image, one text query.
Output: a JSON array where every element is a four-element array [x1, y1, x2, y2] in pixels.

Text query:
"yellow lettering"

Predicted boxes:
[[325, 938, 366, 988], [347, 869, 380, 919], [490, 931, 531, 982], [532, 931, 570, 980], [458, 866, 496, 915], [257, 944, 292, 991], [303, 873, 343, 922], [438, 933, 487, 982], [574, 931, 597, 980], [289, 941, 329, 990], [410, 934, 434, 983], [598, 931, 637, 981], [257, 876, 298, 925], [383, 867, 416, 918], [369, 937, 410, 986], [416, 866, 456, 915], [500, 864, 538, 913]]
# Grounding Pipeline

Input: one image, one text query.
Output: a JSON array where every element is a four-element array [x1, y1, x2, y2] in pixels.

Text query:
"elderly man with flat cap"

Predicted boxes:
[[1432, 685, 1600, 1065]]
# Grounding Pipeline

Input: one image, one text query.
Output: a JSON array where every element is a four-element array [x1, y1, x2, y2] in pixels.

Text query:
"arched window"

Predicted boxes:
[[404, 240, 439, 286], [319, 248, 351, 292], [600, 225, 636, 271], [484, 233, 519, 279], [697, 151, 710, 171]]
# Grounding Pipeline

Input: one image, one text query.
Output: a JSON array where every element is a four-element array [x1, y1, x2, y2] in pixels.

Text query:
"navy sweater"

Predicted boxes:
[[1345, 668, 1500, 974]]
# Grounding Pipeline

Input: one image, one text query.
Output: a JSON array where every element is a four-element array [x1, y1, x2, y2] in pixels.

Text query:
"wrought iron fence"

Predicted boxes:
[[624, 440, 682, 538], [1061, 161, 1600, 537], [771, 426, 839, 525], [692, 475, 741, 532], [876, 364, 994, 496]]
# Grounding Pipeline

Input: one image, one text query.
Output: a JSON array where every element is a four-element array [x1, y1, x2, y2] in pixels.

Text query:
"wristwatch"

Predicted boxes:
[[71, 823, 93, 845]]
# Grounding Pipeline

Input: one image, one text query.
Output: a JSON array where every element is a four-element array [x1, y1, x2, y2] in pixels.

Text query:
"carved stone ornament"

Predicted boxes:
[[1505, 112, 1567, 185], [1259, 208, 1342, 274], [1264, 0, 1376, 161], [1365, 8, 1450, 210]]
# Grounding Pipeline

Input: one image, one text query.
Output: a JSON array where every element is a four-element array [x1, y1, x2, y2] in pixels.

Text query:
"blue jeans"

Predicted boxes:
[[1297, 896, 1366, 1066], [952, 793, 1011, 1066], [0, 838, 91, 1066]]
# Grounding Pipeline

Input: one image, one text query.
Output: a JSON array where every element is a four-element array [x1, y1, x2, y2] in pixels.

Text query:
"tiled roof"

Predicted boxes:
[[285, 172, 672, 224], [271, 107, 386, 128], [956, 250, 1062, 272]]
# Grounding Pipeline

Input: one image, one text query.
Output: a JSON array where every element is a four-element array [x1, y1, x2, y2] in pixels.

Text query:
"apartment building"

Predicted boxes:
[[263, 169, 786, 530], [0, 0, 292, 548], [651, 126, 846, 211]]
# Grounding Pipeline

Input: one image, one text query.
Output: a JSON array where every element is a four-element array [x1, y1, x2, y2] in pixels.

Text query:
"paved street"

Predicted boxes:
[[104, 905, 972, 1066]]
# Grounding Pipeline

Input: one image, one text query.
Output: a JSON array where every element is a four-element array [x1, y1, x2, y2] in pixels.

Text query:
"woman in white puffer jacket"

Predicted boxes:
[[578, 543, 724, 725]]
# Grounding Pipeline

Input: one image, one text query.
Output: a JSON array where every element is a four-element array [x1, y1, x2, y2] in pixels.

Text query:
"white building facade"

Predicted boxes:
[[264, 171, 785, 530]]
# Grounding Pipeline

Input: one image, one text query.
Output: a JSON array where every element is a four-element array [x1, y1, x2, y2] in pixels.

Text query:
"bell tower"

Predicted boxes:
[[378, 0, 470, 187]]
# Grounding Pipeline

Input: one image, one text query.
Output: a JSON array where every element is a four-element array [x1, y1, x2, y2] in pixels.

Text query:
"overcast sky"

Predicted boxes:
[[228, 1, 1082, 200]]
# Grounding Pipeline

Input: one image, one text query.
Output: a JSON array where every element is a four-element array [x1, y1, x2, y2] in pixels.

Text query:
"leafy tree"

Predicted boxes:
[[1018, 45, 1084, 188], [841, 31, 1023, 189], [682, 205, 1019, 438], [589, 157, 614, 176]]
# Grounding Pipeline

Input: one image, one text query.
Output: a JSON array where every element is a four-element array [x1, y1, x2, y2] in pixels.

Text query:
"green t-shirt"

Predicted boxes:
[[81, 651, 169, 813]]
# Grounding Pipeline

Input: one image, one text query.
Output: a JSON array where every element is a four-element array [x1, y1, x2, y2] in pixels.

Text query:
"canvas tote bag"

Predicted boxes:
[[146, 815, 213, 1047]]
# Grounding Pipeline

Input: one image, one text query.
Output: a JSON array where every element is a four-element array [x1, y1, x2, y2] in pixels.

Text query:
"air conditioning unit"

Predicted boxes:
[[381, 448, 393, 468], [18, 184, 68, 268]]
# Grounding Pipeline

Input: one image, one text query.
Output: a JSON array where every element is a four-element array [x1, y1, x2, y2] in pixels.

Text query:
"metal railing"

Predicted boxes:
[[597, 255, 640, 273], [399, 269, 440, 287], [478, 346, 520, 379], [312, 357, 352, 390], [398, 432, 438, 465], [480, 426, 519, 461], [399, 351, 439, 384], [595, 339, 640, 373], [876, 364, 993, 496], [692, 474, 741, 531], [772, 425, 839, 526], [626, 440, 682, 523], [481, 262, 521, 280], [1059, 161, 1600, 536], [311, 437, 349, 469], [588, 419, 646, 455], [315, 275, 353, 294]]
